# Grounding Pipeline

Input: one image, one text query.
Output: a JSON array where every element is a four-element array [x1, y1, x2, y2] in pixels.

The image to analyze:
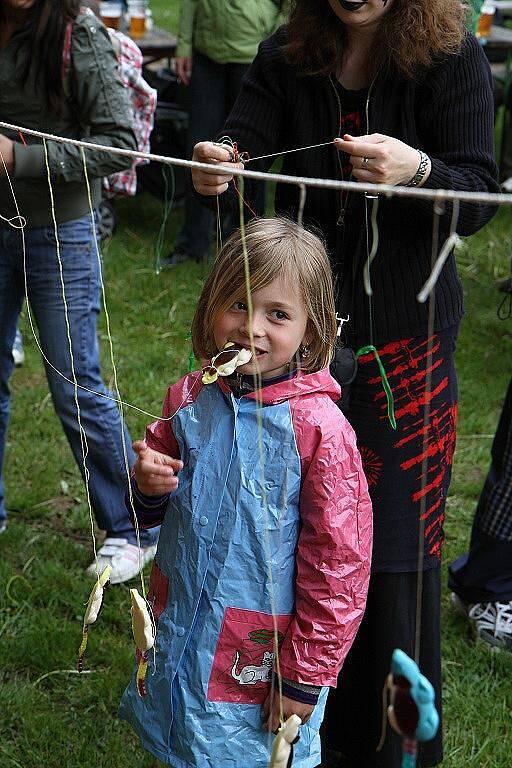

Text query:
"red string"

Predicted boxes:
[[18, 130, 27, 146], [232, 177, 258, 219]]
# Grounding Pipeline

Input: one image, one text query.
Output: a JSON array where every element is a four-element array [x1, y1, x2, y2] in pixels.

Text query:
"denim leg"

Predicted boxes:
[[175, 51, 230, 259], [22, 216, 158, 546], [0, 227, 25, 526]]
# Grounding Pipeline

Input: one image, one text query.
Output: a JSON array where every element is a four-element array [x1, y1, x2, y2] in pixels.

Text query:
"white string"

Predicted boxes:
[[245, 140, 334, 164], [363, 196, 380, 297], [3, 121, 512, 206], [43, 139, 99, 576]]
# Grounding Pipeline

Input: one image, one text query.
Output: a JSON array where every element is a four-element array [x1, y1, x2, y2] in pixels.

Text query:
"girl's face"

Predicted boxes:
[[213, 274, 310, 380], [327, 0, 394, 29]]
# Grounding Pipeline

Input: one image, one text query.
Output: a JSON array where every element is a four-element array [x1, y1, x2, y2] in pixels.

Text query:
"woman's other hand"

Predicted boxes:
[[0, 134, 14, 176], [175, 56, 192, 86], [132, 440, 183, 496], [334, 133, 430, 187], [192, 141, 244, 196], [262, 690, 315, 733]]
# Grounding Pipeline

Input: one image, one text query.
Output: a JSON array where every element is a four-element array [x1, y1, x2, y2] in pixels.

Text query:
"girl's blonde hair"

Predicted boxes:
[[191, 218, 338, 374]]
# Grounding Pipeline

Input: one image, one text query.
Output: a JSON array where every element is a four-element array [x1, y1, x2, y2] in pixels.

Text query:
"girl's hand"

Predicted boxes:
[[191, 141, 244, 196], [334, 133, 429, 187], [262, 690, 315, 733], [132, 440, 183, 496], [0, 134, 14, 175]]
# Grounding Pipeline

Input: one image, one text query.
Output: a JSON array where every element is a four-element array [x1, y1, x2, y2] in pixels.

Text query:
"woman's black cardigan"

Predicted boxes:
[[220, 29, 498, 347]]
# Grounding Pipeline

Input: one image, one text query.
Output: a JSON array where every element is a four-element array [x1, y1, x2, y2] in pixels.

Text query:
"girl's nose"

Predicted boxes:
[[240, 313, 265, 338]]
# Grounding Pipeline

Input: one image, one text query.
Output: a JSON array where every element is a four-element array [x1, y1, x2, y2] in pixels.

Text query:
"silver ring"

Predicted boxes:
[[362, 156, 370, 167]]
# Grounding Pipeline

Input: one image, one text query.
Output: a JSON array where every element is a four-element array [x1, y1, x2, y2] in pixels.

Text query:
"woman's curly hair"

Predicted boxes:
[[284, 0, 468, 79]]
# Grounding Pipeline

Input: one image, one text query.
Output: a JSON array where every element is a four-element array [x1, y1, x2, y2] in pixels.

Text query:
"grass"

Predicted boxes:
[[1, 2, 512, 765]]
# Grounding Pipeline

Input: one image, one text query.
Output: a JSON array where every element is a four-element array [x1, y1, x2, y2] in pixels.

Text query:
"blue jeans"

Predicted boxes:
[[0, 215, 158, 546]]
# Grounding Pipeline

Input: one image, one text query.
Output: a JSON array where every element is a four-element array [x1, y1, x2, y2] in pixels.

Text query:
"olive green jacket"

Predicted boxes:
[[0, 12, 136, 227], [176, 0, 286, 63]]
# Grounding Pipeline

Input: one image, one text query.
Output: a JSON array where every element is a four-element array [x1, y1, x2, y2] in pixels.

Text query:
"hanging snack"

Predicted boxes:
[[130, 588, 156, 697], [77, 565, 112, 672], [268, 714, 301, 768]]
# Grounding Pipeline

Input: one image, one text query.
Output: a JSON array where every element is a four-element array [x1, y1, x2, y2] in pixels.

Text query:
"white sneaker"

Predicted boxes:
[[12, 330, 25, 366], [451, 593, 512, 651], [86, 537, 157, 584]]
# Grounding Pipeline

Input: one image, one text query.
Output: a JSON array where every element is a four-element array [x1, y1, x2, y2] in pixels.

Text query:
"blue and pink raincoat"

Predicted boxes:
[[119, 368, 372, 767]]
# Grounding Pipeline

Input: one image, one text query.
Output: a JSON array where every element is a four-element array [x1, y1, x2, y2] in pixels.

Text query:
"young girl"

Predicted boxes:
[[119, 218, 372, 768]]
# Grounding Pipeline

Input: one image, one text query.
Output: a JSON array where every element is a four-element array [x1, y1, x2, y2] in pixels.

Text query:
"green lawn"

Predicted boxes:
[[1, 2, 511, 766]]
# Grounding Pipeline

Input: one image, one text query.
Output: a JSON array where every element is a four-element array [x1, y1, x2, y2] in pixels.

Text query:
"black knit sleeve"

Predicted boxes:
[[414, 33, 498, 235]]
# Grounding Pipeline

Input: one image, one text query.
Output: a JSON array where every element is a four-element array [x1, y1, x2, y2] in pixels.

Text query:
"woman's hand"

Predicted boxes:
[[132, 440, 183, 496], [262, 690, 315, 733], [0, 134, 14, 176], [174, 56, 192, 86], [334, 133, 429, 187], [192, 141, 244, 196]]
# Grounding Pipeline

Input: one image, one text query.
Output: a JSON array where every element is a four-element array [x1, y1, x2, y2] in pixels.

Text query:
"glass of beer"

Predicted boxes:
[[99, 1, 123, 30], [476, 2, 496, 42], [128, 0, 148, 38]]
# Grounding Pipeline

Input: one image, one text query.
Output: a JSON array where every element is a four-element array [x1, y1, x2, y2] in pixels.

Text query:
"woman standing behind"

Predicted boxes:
[[0, 0, 158, 582], [191, 1, 498, 765]]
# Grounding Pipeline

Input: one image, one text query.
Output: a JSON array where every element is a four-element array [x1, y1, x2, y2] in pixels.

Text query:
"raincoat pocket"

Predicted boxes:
[[207, 607, 292, 705]]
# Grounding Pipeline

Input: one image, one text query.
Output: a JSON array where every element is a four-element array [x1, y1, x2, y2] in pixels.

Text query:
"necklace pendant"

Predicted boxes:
[[337, 208, 345, 227]]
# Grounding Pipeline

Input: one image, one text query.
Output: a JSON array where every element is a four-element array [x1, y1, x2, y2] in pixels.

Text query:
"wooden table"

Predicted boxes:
[[135, 26, 177, 64]]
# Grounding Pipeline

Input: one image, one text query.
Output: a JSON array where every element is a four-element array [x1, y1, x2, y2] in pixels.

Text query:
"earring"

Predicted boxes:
[[300, 345, 310, 359]]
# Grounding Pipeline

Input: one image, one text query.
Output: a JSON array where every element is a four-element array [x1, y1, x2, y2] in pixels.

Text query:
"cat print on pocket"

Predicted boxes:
[[208, 607, 292, 704], [231, 650, 275, 685]]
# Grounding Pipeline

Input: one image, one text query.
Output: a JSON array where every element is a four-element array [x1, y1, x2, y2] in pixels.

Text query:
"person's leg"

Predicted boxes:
[[170, 51, 228, 263], [23, 216, 158, 563], [322, 569, 442, 768], [449, 377, 512, 602], [0, 226, 25, 533]]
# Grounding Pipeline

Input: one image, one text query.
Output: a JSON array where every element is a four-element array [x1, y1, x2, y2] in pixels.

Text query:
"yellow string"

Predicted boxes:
[[237, 175, 284, 731], [80, 147, 146, 598]]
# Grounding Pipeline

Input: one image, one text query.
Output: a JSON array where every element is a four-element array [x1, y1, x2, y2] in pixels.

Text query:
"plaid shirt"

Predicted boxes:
[[103, 30, 157, 196]]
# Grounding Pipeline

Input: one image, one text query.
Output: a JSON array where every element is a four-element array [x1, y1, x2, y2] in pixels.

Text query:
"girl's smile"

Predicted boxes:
[[213, 274, 310, 379]]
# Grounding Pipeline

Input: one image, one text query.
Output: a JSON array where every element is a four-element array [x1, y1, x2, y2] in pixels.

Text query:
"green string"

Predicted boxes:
[[185, 333, 195, 373], [356, 345, 397, 430]]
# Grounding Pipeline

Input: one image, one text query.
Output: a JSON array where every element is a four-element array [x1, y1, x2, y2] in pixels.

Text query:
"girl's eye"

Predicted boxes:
[[232, 301, 247, 311], [271, 310, 289, 320]]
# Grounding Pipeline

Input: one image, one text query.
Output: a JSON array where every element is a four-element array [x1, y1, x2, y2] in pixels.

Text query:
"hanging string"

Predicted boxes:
[[414, 195, 443, 664], [43, 140, 99, 576], [417, 200, 460, 304], [363, 196, 380, 297], [80, 146, 147, 598], [297, 184, 307, 227], [237, 173, 285, 732], [154, 163, 176, 275]]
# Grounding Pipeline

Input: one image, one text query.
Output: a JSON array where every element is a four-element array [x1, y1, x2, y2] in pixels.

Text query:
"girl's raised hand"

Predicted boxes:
[[132, 440, 183, 497], [334, 133, 429, 187], [191, 141, 244, 196], [262, 689, 315, 733]]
